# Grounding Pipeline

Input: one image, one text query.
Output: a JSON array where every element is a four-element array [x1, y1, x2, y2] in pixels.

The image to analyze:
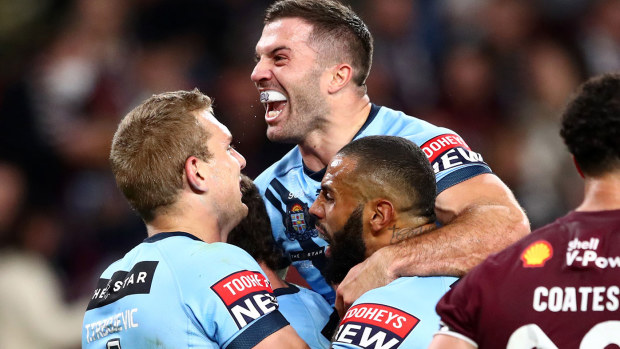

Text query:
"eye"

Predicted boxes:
[[321, 190, 334, 202]]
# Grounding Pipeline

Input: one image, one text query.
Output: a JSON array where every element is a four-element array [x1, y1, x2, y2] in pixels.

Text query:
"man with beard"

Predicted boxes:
[[309, 136, 458, 348], [251, 0, 529, 314], [228, 174, 338, 348]]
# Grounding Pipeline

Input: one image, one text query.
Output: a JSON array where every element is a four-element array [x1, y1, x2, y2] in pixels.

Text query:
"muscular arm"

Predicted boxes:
[[335, 173, 529, 315]]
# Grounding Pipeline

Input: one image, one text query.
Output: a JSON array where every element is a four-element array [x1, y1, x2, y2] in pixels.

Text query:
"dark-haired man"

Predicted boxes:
[[251, 0, 529, 314], [310, 135, 458, 348], [228, 175, 337, 348], [429, 73, 620, 348], [82, 89, 307, 348]]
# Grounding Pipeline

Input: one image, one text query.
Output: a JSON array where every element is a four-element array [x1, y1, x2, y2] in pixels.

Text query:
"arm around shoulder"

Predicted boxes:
[[390, 172, 530, 277]]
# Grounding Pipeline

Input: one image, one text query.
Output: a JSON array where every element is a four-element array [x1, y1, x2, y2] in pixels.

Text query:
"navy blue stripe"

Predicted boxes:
[[269, 179, 296, 205], [436, 166, 493, 194], [264, 188, 286, 216], [353, 103, 381, 139], [225, 311, 289, 349], [321, 308, 340, 340], [143, 232, 201, 243], [273, 283, 300, 296]]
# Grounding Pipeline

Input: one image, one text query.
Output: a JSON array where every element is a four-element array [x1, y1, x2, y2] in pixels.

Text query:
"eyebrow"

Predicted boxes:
[[255, 46, 289, 59]]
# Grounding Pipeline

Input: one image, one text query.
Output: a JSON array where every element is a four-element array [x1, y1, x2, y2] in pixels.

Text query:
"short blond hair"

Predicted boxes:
[[110, 89, 212, 222]]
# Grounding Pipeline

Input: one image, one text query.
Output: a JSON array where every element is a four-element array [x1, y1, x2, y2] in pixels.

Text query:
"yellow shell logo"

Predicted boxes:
[[521, 240, 553, 267]]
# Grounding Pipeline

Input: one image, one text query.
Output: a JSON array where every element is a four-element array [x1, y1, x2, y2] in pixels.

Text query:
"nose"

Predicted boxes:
[[233, 149, 246, 170], [309, 198, 323, 219], [251, 58, 272, 84]]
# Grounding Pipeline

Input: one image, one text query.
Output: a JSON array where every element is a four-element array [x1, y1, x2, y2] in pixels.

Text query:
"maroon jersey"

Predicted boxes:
[[435, 210, 620, 348]]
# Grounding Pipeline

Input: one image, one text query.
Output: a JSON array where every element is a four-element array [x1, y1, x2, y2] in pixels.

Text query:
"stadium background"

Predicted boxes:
[[0, 0, 618, 342]]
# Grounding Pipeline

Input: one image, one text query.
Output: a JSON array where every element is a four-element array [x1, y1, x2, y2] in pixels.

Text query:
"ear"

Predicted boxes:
[[368, 199, 395, 235], [327, 63, 353, 94], [185, 156, 208, 193]]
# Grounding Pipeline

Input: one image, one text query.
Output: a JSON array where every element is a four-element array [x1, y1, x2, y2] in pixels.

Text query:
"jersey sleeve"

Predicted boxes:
[[182, 244, 291, 348], [434, 268, 484, 346], [414, 133, 492, 194]]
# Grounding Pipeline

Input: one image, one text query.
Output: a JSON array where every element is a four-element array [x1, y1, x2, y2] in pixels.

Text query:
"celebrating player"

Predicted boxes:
[[310, 135, 458, 348], [82, 90, 307, 348], [428, 73, 620, 348], [228, 174, 338, 348], [251, 0, 529, 314]]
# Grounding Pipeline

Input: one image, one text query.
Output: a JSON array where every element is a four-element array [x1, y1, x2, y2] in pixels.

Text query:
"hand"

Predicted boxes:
[[335, 248, 396, 317]]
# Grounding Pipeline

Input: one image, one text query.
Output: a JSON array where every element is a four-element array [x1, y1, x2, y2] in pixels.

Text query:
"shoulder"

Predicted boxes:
[[366, 105, 458, 144], [254, 147, 302, 191]]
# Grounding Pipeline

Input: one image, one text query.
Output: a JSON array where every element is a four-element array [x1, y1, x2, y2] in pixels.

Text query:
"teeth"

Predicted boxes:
[[260, 90, 287, 103], [268, 110, 281, 118]]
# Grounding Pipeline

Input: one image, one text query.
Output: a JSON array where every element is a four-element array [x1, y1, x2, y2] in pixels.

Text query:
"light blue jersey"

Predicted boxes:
[[82, 232, 289, 349], [332, 276, 458, 349], [274, 283, 339, 349], [255, 104, 491, 304]]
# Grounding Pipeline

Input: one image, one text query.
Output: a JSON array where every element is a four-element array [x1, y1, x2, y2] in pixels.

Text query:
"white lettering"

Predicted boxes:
[[337, 324, 361, 343], [359, 327, 399, 349]]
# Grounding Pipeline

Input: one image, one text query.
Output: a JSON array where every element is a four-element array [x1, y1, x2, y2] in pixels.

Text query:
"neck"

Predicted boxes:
[[258, 261, 287, 290], [576, 172, 620, 212], [299, 96, 371, 172], [387, 221, 436, 245], [145, 200, 223, 243]]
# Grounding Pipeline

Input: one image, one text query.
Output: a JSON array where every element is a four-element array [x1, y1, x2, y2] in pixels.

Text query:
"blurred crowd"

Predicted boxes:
[[0, 0, 618, 347]]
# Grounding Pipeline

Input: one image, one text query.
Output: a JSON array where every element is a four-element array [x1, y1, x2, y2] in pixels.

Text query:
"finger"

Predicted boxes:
[[335, 289, 345, 318]]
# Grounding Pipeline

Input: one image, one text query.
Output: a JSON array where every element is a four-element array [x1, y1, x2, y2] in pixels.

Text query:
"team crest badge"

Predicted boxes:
[[521, 240, 553, 268], [285, 202, 317, 241]]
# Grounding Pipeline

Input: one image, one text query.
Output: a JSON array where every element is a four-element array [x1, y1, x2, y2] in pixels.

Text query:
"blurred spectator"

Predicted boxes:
[[578, 0, 620, 75], [0, 162, 87, 349]]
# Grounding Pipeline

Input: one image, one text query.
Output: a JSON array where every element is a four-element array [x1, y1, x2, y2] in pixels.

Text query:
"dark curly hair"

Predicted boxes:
[[560, 73, 620, 176], [227, 174, 286, 270]]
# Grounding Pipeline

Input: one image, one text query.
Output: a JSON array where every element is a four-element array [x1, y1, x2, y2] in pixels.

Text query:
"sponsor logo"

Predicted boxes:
[[521, 240, 553, 268], [87, 261, 158, 310], [289, 247, 325, 262], [565, 237, 620, 269], [285, 202, 317, 241], [421, 134, 486, 174], [334, 303, 419, 349], [211, 270, 278, 329]]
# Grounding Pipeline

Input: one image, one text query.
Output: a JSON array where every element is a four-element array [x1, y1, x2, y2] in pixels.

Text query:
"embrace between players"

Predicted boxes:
[[82, 0, 620, 348]]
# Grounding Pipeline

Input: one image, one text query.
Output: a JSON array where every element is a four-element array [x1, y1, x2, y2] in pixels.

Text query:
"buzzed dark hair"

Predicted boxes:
[[560, 73, 620, 176], [227, 174, 285, 270], [264, 0, 373, 87], [338, 136, 436, 220]]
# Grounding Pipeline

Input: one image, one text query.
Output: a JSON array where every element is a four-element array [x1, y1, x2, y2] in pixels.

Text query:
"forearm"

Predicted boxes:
[[386, 202, 530, 277]]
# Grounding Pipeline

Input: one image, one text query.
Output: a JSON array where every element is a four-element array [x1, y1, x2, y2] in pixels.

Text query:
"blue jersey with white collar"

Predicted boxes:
[[82, 232, 289, 348], [255, 104, 491, 304]]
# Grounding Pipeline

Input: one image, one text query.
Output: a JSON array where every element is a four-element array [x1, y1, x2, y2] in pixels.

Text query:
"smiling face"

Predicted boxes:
[[251, 17, 330, 143], [196, 109, 248, 234]]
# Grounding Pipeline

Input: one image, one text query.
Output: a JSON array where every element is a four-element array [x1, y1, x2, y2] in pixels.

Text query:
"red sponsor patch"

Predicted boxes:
[[211, 270, 273, 305], [339, 303, 419, 339], [521, 240, 553, 268], [421, 134, 470, 163]]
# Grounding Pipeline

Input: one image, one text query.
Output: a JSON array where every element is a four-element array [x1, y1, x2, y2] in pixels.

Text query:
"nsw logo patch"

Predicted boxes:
[[284, 202, 317, 241], [211, 270, 278, 328], [334, 303, 419, 348]]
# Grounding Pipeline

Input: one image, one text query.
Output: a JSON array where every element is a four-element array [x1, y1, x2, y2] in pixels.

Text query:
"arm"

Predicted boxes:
[[335, 173, 529, 315], [428, 334, 477, 349]]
